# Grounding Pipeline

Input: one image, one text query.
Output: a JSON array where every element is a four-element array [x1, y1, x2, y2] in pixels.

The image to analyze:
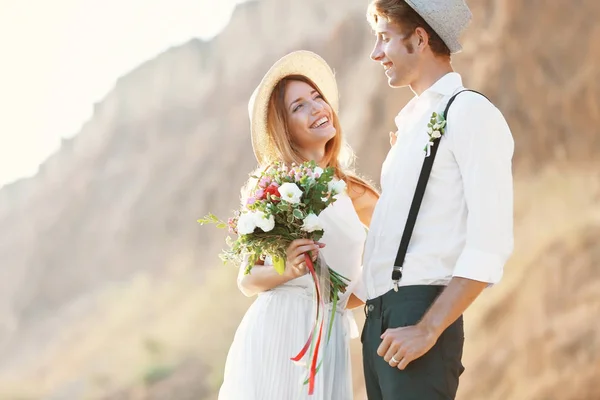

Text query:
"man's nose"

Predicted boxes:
[[371, 43, 384, 61]]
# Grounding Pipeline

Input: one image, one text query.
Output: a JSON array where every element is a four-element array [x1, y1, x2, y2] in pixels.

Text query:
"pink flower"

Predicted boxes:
[[246, 197, 256, 205], [259, 177, 271, 188], [227, 217, 238, 234], [253, 189, 265, 200]]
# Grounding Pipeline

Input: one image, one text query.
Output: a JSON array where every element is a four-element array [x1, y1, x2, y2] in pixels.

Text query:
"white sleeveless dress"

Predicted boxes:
[[218, 193, 367, 400]]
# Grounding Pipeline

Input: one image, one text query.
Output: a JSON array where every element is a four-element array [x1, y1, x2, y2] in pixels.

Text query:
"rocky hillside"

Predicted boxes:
[[0, 0, 598, 399]]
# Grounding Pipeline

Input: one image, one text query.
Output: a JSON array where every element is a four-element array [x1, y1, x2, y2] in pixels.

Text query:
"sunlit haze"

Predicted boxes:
[[0, 0, 246, 187]]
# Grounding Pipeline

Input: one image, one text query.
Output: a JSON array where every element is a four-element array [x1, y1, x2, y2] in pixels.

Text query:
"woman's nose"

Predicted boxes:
[[311, 100, 325, 114]]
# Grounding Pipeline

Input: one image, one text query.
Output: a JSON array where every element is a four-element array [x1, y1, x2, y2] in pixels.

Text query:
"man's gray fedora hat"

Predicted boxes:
[[404, 0, 472, 54]]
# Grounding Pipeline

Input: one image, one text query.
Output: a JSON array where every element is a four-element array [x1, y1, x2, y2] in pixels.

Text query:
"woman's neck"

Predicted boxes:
[[299, 148, 327, 167]]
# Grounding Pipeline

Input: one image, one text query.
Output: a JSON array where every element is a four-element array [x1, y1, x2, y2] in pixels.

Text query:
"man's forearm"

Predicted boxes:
[[418, 277, 488, 338]]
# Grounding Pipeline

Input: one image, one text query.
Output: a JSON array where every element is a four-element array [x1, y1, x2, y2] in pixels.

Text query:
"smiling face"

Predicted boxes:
[[283, 79, 336, 150], [264, 75, 342, 167], [370, 17, 419, 88]]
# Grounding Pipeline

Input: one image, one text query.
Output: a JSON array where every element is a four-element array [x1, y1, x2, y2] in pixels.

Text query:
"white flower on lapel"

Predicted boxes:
[[424, 112, 447, 157]]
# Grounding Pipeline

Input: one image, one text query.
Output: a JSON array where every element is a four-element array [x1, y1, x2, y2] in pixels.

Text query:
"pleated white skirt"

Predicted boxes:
[[218, 285, 355, 400]]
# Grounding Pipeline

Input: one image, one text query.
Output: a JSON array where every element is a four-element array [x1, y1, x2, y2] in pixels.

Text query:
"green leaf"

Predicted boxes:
[[197, 213, 225, 227], [272, 255, 286, 275], [292, 209, 304, 219]]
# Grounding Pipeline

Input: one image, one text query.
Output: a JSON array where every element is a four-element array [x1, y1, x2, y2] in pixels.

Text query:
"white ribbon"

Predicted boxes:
[[424, 140, 435, 157]]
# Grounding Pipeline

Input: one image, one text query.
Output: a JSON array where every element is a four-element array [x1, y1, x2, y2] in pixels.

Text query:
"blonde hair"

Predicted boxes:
[[243, 75, 378, 201]]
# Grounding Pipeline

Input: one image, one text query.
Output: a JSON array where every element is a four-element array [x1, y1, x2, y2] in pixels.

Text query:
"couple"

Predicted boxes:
[[219, 0, 514, 399]]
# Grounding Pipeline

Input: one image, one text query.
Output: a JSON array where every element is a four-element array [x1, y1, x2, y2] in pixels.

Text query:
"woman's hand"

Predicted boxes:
[[390, 131, 398, 147], [284, 239, 325, 279]]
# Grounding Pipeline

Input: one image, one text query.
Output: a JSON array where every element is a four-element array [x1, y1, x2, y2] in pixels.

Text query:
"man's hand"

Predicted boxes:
[[377, 323, 438, 370], [377, 277, 488, 370]]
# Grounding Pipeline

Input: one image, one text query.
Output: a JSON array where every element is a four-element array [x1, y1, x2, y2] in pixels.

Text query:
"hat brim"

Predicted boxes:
[[248, 50, 339, 165]]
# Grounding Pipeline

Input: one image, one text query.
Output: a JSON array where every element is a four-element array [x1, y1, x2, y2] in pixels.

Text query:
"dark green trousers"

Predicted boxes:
[[361, 286, 465, 400]]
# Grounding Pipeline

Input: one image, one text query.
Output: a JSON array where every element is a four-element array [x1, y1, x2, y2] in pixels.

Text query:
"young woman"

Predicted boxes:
[[218, 51, 378, 400]]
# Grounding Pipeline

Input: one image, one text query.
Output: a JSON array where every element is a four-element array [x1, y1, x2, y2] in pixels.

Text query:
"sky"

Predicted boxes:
[[0, 0, 246, 187]]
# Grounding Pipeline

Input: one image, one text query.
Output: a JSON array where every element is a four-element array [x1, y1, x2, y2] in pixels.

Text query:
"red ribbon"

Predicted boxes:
[[290, 252, 324, 395]]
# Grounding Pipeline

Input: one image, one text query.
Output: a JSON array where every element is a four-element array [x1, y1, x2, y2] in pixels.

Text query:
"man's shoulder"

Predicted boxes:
[[445, 89, 504, 120]]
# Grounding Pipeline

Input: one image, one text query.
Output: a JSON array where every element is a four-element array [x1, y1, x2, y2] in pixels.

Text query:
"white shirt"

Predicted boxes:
[[360, 72, 514, 300]]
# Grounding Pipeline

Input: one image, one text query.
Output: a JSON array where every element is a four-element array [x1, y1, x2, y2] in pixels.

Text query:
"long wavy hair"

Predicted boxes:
[[243, 75, 378, 202]]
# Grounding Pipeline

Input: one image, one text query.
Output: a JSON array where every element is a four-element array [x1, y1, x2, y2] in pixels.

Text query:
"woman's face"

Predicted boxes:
[[283, 80, 336, 151]]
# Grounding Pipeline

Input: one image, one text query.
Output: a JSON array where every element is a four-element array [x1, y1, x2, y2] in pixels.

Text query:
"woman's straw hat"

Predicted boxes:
[[248, 50, 339, 165]]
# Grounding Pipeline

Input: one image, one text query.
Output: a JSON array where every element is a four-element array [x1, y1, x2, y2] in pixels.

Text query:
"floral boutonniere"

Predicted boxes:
[[423, 112, 447, 157]]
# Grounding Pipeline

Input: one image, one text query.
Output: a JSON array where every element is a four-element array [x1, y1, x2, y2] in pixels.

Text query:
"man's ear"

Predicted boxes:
[[414, 27, 429, 51]]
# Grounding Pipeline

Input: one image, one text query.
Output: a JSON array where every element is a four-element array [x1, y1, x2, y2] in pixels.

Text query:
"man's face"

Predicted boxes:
[[370, 18, 418, 88]]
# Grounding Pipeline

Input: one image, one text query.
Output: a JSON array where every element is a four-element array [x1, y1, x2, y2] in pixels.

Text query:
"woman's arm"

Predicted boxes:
[[346, 294, 365, 310], [237, 239, 324, 297]]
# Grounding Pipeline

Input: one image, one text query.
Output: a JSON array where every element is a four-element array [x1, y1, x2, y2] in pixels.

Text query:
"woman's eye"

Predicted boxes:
[[293, 104, 302, 112]]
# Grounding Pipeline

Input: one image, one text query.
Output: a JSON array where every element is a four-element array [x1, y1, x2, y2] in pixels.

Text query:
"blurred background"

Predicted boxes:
[[0, 0, 599, 399]]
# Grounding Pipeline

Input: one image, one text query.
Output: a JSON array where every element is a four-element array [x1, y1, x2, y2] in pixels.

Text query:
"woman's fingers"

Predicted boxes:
[[292, 244, 319, 258], [292, 254, 305, 267], [286, 239, 314, 256]]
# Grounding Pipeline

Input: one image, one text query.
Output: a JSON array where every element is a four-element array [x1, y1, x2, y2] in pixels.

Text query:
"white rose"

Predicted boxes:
[[432, 130, 442, 138], [328, 179, 347, 195], [301, 213, 323, 233], [253, 211, 275, 232], [236, 212, 257, 235], [278, 182, 303, 204]]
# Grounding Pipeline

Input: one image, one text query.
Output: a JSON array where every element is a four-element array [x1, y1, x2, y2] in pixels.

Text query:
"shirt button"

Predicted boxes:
[[367, 305, 375, 312]]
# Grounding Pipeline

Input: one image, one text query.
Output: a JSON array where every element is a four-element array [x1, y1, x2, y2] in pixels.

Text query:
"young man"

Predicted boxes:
[[360, 0, 514, 399]]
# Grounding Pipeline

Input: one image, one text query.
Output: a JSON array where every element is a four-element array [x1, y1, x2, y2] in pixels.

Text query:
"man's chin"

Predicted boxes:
[[387, 76, 407, 88]]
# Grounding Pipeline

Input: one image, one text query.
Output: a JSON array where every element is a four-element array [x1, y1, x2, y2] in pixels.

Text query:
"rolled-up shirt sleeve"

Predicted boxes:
[[351, 272, 367, 302], [448, 93, 515, 284]]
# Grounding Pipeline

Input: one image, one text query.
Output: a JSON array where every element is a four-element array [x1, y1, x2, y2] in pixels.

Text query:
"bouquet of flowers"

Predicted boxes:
[[198, 160, 349, 394]]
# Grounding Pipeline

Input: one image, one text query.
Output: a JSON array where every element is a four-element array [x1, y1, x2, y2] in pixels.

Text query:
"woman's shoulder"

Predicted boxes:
[[344, 177, 379, 228]]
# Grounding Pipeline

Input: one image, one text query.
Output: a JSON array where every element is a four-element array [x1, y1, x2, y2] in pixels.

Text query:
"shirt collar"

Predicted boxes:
[[421, 72, 463, 97], [394, 72, 463, 130]]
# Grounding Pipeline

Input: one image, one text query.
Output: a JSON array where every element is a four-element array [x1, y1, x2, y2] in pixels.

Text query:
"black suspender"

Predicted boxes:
[[391, 89, 489, 291]]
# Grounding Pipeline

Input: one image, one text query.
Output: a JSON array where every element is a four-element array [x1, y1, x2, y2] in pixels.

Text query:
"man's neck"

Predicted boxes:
[[410, 59, 454, 96]]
